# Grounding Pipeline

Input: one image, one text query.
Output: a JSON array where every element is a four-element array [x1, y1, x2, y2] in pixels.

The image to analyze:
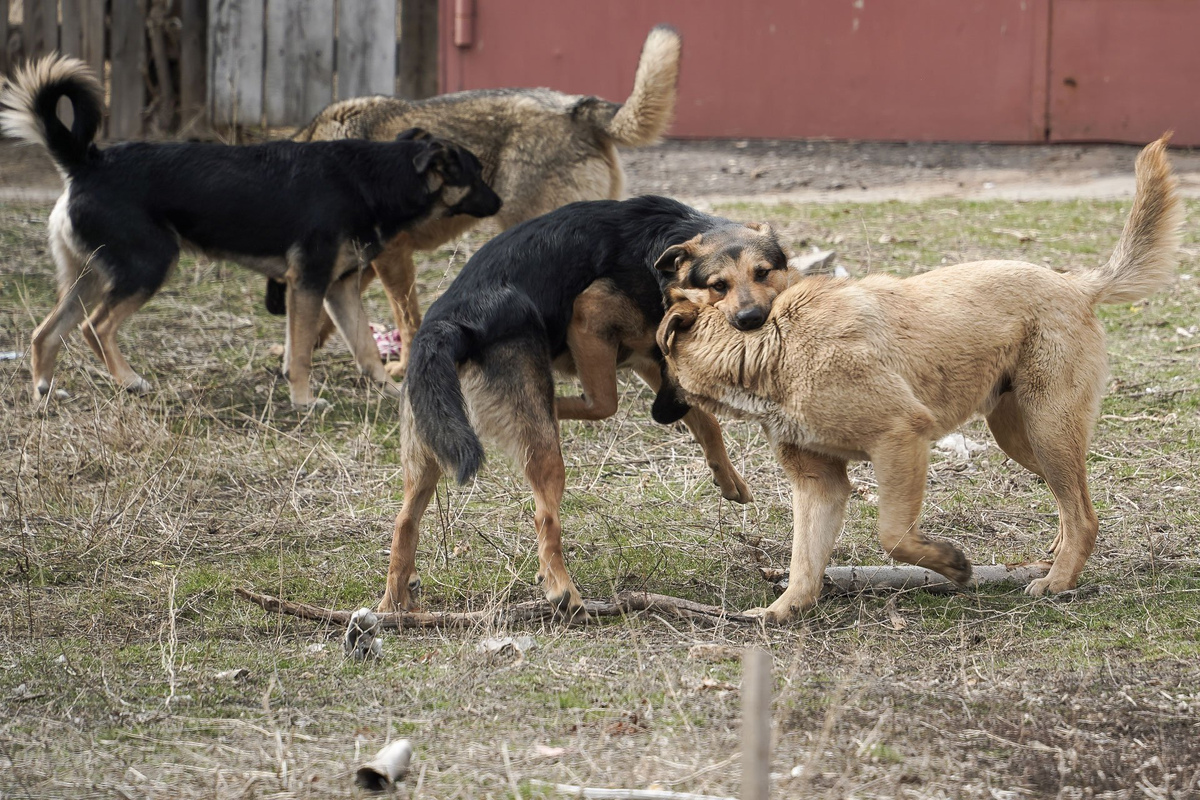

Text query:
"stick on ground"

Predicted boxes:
[[234, 588, 757, 629], [760, 562, 1052, 597]]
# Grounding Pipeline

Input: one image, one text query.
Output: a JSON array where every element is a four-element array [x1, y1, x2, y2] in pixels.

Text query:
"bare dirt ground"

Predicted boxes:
[[7, 137, 1200, 203], [3, 139, 1200, 798]]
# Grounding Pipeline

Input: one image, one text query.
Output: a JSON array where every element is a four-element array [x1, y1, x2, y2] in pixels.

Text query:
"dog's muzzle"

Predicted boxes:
[[733, 307, 767, 331]]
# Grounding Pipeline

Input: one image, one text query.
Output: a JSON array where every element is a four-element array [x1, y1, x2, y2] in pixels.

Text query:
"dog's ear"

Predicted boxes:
[[657, 298, 700, 356], [396, 127, 431, 142], [744, 221, 774, 236], [412, 141, 446, 175], [653, 234, 704, 277]]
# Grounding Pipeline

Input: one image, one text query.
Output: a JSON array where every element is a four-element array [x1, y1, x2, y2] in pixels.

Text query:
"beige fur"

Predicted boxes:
[[659, 135, 1183, 622], [292, 25, 682, 374]]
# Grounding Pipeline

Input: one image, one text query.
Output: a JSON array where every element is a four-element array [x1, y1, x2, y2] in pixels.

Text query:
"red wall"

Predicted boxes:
[[440, 0, 1200, 145]]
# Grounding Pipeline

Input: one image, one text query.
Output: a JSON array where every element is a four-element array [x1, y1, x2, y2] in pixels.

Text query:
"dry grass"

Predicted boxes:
[[2, 197, 1200, 798]]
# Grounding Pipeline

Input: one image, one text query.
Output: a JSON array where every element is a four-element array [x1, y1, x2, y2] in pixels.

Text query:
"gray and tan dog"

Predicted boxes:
[[658, 135, 1183, 622], [274, 25, 682, 374]]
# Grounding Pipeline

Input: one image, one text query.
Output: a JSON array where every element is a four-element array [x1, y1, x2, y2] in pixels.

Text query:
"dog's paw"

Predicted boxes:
[[743, 593, 811, 624], [1025, 574, 1077, 597], [717, 471, 754, 504], [123, 375, 152, 395], [379, 380, 404, 399], [384, 360, 408, 379], [294, 397, 332, 411]]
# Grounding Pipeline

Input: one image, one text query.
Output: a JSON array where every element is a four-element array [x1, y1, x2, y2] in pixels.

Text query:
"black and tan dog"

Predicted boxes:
[[1, 55, 500, 406], [382, 195, 800, 616], [268, 25, 682, 375], [658, 136, 1183, 622]]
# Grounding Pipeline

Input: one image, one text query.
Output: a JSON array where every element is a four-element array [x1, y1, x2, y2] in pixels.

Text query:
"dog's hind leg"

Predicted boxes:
[[471, 341, 584, 618], [747, 442, 850, 623], [323, 265, 402, 399], [523, 441, 584, 618], [78, 293, 154, 394], [873, 431, 973, 585], [29, 274, 102, 403], [1020, 402, 1101, 597], [380, 454, 441, 613], [633, 363, 753, 504], [29, 207, 103, 402], [986, 392, 1068, 554]]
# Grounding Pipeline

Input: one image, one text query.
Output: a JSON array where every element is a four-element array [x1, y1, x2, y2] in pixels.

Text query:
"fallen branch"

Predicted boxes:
[[530, 781, 734, 800], [760, 562, 1052, 596], [234, 588, 757, 629]]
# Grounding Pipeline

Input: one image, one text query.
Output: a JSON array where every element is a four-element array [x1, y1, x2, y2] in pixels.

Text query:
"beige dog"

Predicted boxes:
[[658, 136, 1182, 622]]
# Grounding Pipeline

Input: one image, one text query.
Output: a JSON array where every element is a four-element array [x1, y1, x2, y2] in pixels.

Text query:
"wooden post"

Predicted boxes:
[[209, 0, 266, 131], [1, 0, 9, 75], [110, 0, 146, 139], [337, 0, 397, 99], [741, 648, 771, 800], [22, 0, 58, 62], [265, 0, 333, 126], [179, 0, 207, 134], [397, 0, 438, 100]]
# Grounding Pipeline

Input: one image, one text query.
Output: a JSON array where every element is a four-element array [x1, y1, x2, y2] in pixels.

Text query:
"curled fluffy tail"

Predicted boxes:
[[1, 54, 103, 173], [406, 321, 484, 484], [1076, 134, 1184, 305], [605, 25, 681, 147]]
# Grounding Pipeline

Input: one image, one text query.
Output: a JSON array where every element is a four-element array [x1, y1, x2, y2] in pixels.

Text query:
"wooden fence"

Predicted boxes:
[[1, 0, 437, 139]]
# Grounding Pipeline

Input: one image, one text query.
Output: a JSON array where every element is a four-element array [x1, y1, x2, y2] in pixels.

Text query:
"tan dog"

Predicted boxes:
[[654, 222, 795, 330], [273, 25, 682, 375], [658, 136, 1182, 622]]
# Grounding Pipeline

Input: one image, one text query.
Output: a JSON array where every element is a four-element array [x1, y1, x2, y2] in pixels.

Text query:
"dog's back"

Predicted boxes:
[[293, 26, 681, 224]]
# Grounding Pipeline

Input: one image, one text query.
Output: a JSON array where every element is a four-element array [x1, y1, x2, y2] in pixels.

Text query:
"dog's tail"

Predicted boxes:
[[0, 55, 104, 173], [1076, 134, 1184, 306], [603, 25, 681, 147], [406, 320, 485, 485]]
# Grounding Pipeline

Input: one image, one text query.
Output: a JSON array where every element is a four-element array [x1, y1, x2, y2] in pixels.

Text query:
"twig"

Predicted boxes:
[[234, 588, 758, 628], [759, 562, 1052, 596], [530, 782, 735, 800]]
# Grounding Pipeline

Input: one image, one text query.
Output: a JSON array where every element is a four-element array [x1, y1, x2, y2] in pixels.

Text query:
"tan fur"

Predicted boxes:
[[659, 135, 1183, 622], [294, 25, 682, 373]]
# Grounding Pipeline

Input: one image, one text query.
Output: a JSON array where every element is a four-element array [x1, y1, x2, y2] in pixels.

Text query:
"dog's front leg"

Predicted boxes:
[[746, 443, 850, 623], [324, 268, 403, 399], [633, 363, 753, 504], [283, 284, 327, 407], [370, 235, 420, 378], [556, 323, 619, 421]]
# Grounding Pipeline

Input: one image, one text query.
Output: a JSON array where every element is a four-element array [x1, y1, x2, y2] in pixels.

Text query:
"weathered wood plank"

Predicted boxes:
[[265, 0, 333, 126], [80, 0, 106, 79], [179, 0, 207, 133], [22, 0, 58, 62], [397, 0, 437, 100], [336, 0, 396, 100], [60, 0, 83, 62], [109, 0, 146, 139], [1, 0, 10, 75], [209, 0, 265, 128]]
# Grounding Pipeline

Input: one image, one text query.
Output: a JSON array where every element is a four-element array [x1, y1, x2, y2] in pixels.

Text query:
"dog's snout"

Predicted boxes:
[[733, 307, 766, 331]]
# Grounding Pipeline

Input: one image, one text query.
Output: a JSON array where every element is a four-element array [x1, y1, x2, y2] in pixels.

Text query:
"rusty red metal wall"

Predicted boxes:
[[1048, 0, 1200, 144], [439, 0, 1197, 145]]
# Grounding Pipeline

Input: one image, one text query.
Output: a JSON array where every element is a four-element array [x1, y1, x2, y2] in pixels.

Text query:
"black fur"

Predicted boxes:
[[29, 72, 501, 308], [406, 195, 738, 483]]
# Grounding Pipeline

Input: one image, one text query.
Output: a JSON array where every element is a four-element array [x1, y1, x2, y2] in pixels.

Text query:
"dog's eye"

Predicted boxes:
[[710, 280, 728, 294], [754, 267, 771, 281]]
